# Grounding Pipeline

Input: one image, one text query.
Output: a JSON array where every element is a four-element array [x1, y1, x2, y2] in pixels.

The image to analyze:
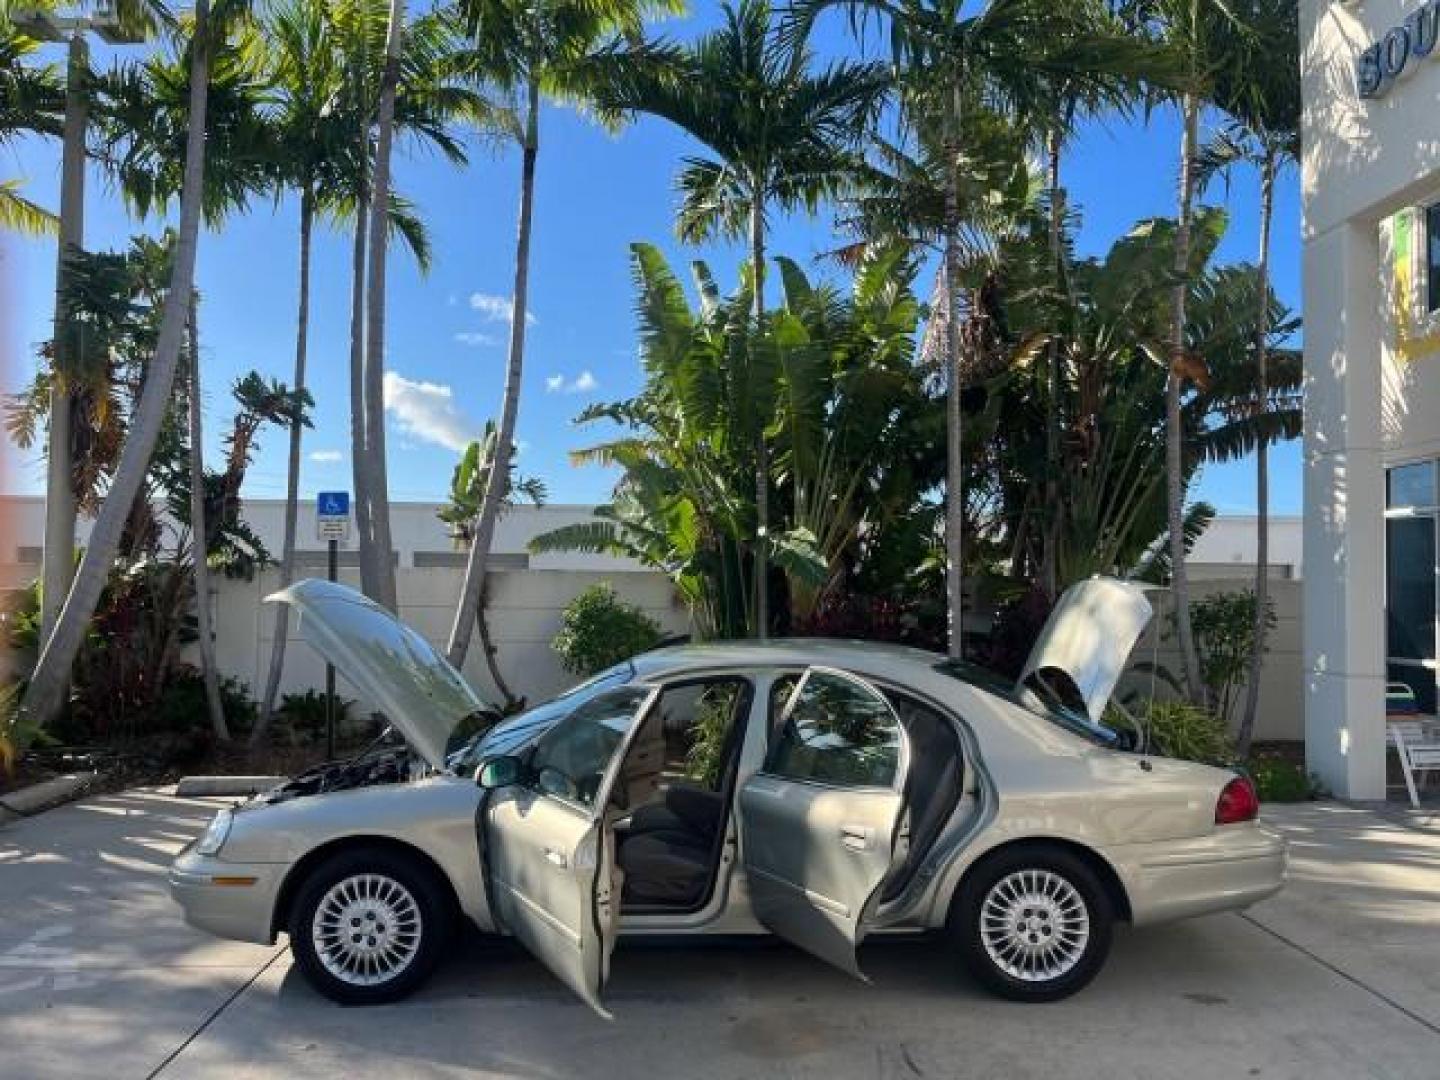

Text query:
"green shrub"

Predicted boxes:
[[553, 584, 663, 676], [153, 672, 258, 737], [275, 689, 353, 745], [0, 683, 46, 776], [1113, 700, 1235, 765], [1247, 756, 1318, 802], [684, 684, 742, 788]]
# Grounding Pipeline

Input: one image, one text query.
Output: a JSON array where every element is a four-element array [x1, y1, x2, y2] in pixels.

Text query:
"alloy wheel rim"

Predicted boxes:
[[312, 873, 422, 987], [979, 868, 1090, 983]]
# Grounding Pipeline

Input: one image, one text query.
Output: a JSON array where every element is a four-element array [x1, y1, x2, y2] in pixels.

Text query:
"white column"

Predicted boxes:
[[1303, 219, 1388, 800]]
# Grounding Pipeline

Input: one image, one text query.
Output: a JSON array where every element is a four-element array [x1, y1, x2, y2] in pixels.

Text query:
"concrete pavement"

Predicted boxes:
[[2, 792, 1439, 1079]]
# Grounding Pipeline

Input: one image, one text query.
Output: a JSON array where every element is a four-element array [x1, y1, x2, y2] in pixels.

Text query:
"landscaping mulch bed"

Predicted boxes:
[[4, 732, 380, 805]]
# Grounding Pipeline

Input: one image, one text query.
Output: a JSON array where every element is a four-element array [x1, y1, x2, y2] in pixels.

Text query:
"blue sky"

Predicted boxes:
[[0, 5, 1302, 516]]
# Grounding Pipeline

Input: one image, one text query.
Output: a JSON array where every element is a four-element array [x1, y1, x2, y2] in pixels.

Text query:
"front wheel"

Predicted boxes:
[[951, 846, 1113, 1002], [287, 848, 451, 1005]]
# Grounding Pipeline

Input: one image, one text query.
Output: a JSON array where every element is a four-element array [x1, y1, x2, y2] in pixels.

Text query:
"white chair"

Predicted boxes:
[[1387, 718, 1440, 808]]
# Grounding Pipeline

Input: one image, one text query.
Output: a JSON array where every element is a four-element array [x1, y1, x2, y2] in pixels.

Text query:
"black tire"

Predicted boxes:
[[950, 844, 1114, 1002], [287, 847, 453, 1005]]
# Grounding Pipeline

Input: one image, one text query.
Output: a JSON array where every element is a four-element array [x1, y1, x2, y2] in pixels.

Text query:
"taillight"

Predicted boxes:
[[1215, 776, 1260, 825]]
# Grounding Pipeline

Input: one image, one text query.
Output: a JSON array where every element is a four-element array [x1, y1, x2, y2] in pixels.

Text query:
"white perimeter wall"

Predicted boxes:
[[212, 566, 690, 715]]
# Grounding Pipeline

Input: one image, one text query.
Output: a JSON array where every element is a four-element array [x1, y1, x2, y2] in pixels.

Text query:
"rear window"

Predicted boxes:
[[934, 659, 1119, 748]]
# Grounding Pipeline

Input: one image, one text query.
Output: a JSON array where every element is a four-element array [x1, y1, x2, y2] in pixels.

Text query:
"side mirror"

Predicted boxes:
[[475, 755, 525, 790]]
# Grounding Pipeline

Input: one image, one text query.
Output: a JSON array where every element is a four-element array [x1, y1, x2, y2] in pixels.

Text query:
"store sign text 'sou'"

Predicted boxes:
[[1358, 0, 1440, 99]]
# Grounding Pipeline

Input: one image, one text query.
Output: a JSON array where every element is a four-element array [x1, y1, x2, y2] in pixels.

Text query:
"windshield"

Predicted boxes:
[[447, 662, 635, 773], [526, 685, 653, 810], [935, 659, 1120, 748]]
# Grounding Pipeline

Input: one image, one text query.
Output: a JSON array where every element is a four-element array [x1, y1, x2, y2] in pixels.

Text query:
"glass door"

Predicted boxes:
[[1385, 461, 1439, 715]]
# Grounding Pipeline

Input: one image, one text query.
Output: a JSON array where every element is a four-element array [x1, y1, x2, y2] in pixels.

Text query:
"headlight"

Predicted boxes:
[[195, 809, 233, 856]]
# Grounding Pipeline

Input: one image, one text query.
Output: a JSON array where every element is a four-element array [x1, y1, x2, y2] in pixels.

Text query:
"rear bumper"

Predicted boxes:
[[1115, 823, 1287, 926], [169, 845, 285, 946]]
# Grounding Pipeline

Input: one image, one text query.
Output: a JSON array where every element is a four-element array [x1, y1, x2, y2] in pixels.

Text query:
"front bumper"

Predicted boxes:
[[1116, 822, 1288, 926], [169, 844, 286, 945]]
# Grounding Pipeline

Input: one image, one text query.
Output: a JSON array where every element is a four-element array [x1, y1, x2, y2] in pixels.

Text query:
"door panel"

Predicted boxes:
[[486, 790, 609, 1011], [739, 667, 909, 978], [481, 685, 655, 1013], [739, 778, 903, 978]]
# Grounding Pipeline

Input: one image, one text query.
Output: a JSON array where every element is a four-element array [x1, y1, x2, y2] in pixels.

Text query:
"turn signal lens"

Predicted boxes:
[[1215, 776, 1260, 825]]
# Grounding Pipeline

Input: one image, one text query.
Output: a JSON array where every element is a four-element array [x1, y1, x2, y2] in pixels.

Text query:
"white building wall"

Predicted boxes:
[[1299, 0, 1440, 797]]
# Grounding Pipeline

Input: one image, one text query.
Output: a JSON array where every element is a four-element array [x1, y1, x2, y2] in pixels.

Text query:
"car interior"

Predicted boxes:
[[606, 671, 969, 916], [611, 677, 752, 912]]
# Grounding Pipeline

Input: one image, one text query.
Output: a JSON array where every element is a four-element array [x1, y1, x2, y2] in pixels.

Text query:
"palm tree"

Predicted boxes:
[[1120, 0, 1266, 705], [0, 22, 63, 234], [184, 288, 228, 739], [359, 0, 407, 614], [798, 0, 1163, 655], [597, 0, 886, 638], [325, 0, 482, 613], [1005, 0, 1176, 598], [22, 0, 245, 729], [1197, 0, 1300, 754], [85, 8, 273, 739], [250, 0, 478, 739], [443, 0, 681, 667]]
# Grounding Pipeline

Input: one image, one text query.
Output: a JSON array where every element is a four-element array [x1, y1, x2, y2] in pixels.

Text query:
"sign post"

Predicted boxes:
[[316, 492, 351, 758]]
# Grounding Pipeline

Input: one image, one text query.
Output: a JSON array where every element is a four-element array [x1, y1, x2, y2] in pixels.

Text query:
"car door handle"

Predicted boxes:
[[840, 825, 872, 851], [542, 847, 568, 868]]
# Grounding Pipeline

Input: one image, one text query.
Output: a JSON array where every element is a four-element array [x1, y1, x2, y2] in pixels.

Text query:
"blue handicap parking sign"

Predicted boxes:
[[317, 491, 350, 517]]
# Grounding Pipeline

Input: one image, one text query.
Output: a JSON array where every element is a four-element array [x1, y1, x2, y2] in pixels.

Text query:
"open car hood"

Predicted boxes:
[[1018, 576, 1153, 723], [265, 579, 485, 770]]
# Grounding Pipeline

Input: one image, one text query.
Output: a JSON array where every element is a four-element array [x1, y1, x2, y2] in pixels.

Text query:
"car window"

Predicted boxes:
[[934, 658, 1119, 747], [526, 685, 652, 811], [765, 670, 902, 788], [448, 662, 635, 773]]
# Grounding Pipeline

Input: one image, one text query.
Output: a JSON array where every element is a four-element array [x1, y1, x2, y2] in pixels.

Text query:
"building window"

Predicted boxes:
[[1388, 460, 1436, 510], [1428, 203, 1440, 314]]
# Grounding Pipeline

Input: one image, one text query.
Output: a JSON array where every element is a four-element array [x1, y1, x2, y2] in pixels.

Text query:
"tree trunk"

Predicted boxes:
[[361, 0, 405, 614], [446, 78, 539, 667], [1166, 91, 1205, 705], [22, 0, 214, 729], [349, 186, 372, 598], [1041, 125, 1063, 599], [186, 290, 229, 742], [255, 188, 316, 746], [1238, 148, 1276, 759], [40, 32, 87, 653], [750, 185, 768, 640], [475, 574, 519, 709], [943, 84, 964, 661]]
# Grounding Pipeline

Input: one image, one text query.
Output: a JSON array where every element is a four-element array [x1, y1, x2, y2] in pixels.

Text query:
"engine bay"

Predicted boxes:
[[263, 734, 429, 804]]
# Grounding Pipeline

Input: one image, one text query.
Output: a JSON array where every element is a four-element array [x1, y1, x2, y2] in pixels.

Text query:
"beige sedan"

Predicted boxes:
[[170, 577, 1285, 1010]]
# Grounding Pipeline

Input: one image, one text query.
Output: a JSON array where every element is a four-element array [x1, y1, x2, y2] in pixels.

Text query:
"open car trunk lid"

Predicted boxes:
[[266, 579, 485, 769], [1017, 576, 1153, 723]]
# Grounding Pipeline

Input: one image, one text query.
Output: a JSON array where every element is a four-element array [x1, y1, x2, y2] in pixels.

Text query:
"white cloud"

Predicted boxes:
[[470, 291, 536, 325], [309, 449, 343, 464], [454, 331, 499, 347], [382, 371, 480, 453], [545, 370, 599, 395]]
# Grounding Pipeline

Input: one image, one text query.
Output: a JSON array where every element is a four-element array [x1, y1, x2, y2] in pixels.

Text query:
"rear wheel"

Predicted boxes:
[[287, 847, 451, 1005], [950, 845, 1113, 1002]]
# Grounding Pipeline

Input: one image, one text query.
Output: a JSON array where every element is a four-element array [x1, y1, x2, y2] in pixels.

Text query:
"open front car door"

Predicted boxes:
[[482, 684, 658, 1015], [738, 667, 910, 978]]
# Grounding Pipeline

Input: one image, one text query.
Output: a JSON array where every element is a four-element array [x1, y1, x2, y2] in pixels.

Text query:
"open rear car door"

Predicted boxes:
[[481, 684, 659, 1015], [737, 667, 910, 978]]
